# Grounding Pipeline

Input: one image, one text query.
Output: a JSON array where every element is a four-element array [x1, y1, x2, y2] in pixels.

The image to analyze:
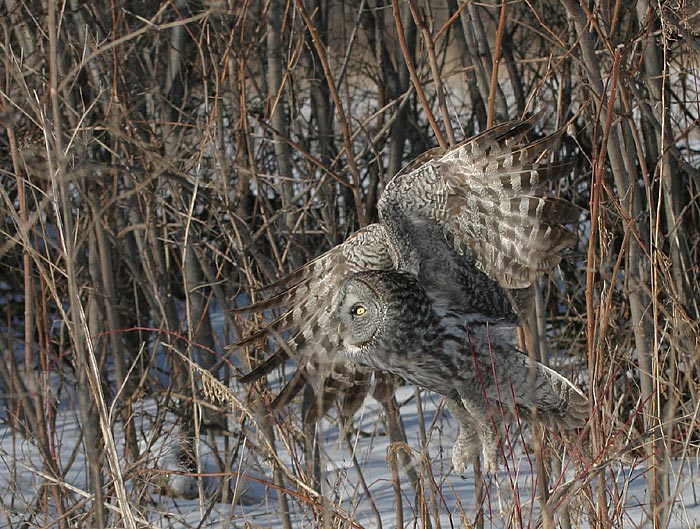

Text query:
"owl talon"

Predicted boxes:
[[451, 440, 500, 475], [451, 444, 473, 475], [479, 428, 500, 475]]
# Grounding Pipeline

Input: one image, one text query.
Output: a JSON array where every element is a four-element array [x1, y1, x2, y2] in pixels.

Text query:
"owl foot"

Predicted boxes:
[[451, 429, 478, 475], [446, 396, 502, 474], [450, 420, 500, 475], [451, 435, 499, 475], [479, 433, 500, 475]]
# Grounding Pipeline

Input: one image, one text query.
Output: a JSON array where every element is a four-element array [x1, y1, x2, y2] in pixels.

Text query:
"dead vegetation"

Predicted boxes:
[[0, 0, 699, 528]]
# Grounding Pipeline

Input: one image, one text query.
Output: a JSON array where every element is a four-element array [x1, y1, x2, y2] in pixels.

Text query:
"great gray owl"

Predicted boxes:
[[233, 117, 588, 473], [331, 270, 587, 472]]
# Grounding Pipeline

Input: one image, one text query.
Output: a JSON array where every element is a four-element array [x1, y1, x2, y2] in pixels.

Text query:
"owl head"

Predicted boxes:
[[331, 270, 437, 362], [332, 273, 385, 352]]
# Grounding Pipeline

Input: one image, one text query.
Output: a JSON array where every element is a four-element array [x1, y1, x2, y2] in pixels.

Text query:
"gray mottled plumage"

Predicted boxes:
[[332, 270, 587, 472], [233, 117, 588, 472]]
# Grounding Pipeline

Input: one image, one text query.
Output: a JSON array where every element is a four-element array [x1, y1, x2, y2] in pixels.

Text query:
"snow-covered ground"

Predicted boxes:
[[0, 375, 698, 528]]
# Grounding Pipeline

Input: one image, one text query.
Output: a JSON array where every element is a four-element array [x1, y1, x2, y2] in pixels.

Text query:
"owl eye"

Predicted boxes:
[[351, 304, 366, 316]]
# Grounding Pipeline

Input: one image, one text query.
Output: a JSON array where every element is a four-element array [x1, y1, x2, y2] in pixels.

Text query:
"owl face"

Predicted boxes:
[[332, 276, 385, 352], [331, 270, 467, 391]]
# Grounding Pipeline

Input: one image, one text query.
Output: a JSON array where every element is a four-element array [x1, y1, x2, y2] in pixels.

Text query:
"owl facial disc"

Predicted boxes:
[[332, 276, 383, 350]]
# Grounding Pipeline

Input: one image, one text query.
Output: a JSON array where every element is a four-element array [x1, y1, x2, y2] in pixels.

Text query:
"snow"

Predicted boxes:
[[0, 310, 698, 528], [0, 375, 699, 528]]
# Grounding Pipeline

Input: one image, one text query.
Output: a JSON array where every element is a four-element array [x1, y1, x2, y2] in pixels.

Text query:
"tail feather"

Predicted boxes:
[[505, 353, 588, 429], [532, 361, 589, 428], [465, 324, 588, 429]]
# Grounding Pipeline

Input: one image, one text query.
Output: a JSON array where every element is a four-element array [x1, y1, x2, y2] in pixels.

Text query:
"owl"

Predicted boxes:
[[233, 117, 588, 472], [331, 270, 587, 472]]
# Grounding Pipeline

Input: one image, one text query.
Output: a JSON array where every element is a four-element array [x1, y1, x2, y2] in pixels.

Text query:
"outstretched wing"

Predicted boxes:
[[378, 117, 579, 313], [232, 223, 398, 416]]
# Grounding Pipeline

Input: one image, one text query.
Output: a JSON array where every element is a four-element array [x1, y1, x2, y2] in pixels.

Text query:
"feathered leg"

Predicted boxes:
[[445, 396, 500, 474]]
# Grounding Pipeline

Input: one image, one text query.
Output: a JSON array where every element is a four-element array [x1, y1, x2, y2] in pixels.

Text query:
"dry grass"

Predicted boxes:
[[0, 0, 699, 527]]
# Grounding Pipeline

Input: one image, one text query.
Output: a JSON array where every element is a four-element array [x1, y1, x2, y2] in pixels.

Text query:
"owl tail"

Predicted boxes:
[[531, 359, 589, 429], [491, 352, 589, 429]]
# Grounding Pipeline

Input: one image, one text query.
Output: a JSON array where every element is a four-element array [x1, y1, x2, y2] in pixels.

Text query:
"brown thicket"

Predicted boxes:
[[1, 1, 699, 528]]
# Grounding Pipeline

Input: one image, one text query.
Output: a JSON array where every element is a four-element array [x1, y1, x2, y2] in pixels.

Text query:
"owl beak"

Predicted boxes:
[[337, 322, 344, 335]]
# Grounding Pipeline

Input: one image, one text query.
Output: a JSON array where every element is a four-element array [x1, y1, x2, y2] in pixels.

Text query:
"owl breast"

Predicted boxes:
[[333, 270, 467, 394]]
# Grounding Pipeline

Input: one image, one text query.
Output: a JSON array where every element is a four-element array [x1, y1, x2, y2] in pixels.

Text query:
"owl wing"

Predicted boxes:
[[378, 117, 579, 313], [232, 223, 398, 417]]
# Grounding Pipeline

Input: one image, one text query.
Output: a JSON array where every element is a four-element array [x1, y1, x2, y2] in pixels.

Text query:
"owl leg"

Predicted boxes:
[[444, 398, 479, 474], [445, 397, 500, 474], [458, 397, 501, 475]]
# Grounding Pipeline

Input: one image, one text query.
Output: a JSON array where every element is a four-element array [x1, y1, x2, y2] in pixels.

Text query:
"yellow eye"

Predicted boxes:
[[352, 305, 366, 316]]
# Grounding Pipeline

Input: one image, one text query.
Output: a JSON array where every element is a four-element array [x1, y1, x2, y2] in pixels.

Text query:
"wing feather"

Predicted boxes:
[[239, 348, 289, 383], [233, 224, 397, 416], [379, 119, 578, 291], [269, 366, 311, 410]]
